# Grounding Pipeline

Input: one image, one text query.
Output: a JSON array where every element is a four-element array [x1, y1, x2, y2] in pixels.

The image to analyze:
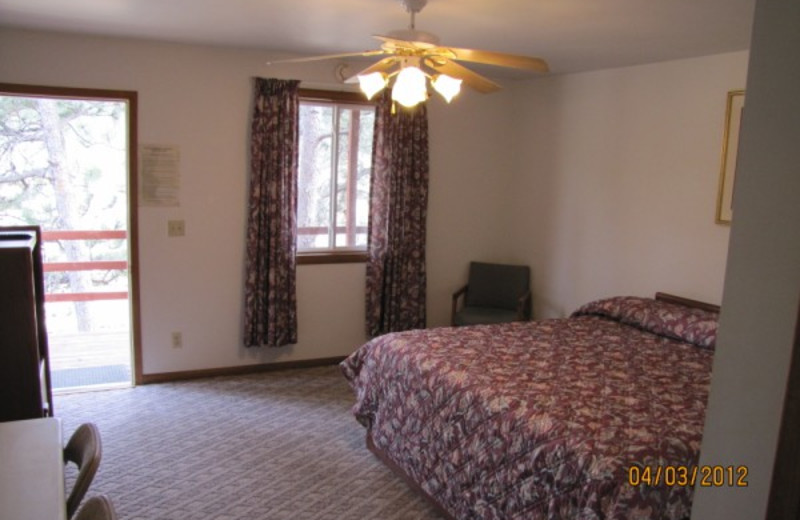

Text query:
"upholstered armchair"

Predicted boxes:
[[451, 262, 532, 326]]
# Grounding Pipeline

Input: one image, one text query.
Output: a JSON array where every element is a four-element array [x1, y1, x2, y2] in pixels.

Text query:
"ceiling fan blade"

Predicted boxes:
[[344, 57, 399, 84], [431, 47, 549, 73], [267, 50, 385, 65], [373, 34, 433, 51], [425, 59, 502, 94]]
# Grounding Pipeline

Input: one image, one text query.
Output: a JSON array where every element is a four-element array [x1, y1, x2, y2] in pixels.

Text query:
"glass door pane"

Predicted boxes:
[[0, 93, 134, 391]]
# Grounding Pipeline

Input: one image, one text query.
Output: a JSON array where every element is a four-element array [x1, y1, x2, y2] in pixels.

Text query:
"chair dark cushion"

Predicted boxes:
[[465, 262, 530, 310], [454, 307, 520, 326]]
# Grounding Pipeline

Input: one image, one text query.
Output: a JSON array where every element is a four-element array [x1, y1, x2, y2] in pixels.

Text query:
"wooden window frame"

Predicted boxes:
[[296, 89, 373, 266]]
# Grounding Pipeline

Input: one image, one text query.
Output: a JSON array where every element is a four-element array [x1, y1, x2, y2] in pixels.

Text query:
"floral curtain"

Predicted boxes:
[[243, 78, 300, 347], [366, 94, 430, 336]]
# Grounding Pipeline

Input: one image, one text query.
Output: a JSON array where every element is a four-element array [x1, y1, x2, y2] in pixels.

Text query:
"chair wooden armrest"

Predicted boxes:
[[451, 284, 469, 326], [517, 291, 532, 321]]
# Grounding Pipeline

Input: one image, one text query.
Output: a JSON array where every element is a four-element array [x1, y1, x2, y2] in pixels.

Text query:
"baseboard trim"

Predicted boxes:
[[139, 356, 347, 385]]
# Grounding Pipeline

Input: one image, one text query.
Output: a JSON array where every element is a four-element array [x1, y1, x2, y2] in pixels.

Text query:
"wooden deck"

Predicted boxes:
[[48, 330, 130, 370], [47, 330, 132, 390]]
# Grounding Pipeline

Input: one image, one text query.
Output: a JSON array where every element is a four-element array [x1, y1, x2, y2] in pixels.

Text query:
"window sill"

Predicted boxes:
[[297, 251, 368, 265]]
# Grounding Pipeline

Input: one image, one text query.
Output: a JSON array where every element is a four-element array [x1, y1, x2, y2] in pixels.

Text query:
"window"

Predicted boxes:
[[297, 90, 374, 263]]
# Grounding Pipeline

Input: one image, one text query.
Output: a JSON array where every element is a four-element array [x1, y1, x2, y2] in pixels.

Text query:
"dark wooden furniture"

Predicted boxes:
[[0, 226, 54, 422], [654, 291, 721, 313]]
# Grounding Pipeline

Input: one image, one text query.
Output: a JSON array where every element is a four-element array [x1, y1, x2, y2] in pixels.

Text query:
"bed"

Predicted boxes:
[[340, 293, 720, 520]]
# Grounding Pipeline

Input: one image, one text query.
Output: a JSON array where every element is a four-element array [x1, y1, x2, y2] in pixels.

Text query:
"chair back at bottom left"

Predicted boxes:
[[64, 422, 103, 518]]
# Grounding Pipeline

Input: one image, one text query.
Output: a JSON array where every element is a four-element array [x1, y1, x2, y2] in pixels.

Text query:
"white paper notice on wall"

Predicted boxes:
[[139, 145, 180, 207]]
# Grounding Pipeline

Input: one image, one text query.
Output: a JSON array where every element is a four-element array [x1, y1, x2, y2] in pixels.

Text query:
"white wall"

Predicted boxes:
[[507, 52, 748, 317], [692, 0, 800, 517], [426, 89, 518, 326], [0, 28, 513, 374]]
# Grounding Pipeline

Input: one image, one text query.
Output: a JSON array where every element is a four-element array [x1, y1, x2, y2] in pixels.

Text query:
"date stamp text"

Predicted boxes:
[[627, 465, 749, 487]]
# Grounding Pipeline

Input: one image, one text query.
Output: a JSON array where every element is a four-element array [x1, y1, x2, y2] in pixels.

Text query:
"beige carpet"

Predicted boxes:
[[55, 365, 444, 520]]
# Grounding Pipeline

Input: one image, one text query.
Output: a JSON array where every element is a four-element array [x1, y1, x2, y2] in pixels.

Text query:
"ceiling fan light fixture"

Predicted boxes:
[[391, 65, 427, 108], [358, 72, 388, 100], [267, 0, 549, 110], [431, 74, 462, 103]]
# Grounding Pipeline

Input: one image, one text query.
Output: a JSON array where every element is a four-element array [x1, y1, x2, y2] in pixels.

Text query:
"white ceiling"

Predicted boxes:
[[0, 0, 756, 75]]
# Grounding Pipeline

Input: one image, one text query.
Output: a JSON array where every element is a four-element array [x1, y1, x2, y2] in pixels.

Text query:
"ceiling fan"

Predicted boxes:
[[269, 0, 549, 108]]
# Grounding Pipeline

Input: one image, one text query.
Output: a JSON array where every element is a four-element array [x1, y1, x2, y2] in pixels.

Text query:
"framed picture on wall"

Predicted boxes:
[[716, 89, 745, 224]]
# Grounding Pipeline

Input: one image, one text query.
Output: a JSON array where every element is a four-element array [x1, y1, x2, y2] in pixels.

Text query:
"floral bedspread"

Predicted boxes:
[[341, 297, 718, 519]]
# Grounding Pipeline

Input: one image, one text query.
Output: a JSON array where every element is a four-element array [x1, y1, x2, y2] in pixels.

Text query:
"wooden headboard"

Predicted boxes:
[[655, 292, 721, 313]]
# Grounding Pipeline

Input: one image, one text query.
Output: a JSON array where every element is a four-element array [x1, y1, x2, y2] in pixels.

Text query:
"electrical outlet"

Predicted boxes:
[[171, 332, 183, 349], [167, 219, 185, 237]]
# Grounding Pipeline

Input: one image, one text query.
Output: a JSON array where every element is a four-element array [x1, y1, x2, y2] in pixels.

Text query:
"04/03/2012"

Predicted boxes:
[[627, 465, 749, 487]]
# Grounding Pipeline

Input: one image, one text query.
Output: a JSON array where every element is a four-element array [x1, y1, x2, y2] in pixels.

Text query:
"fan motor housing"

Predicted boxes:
[[400, 0, 428, 14]]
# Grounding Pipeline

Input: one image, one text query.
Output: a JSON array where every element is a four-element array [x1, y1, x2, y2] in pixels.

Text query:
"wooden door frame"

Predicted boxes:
[[0, 82, 143, 386]]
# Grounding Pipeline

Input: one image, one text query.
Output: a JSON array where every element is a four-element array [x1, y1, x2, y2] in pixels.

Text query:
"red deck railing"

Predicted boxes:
[[41, 230, 128, 303], [41, 227, 368, 302]]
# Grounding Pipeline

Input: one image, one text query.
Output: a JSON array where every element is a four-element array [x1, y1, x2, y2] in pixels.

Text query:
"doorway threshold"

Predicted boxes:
[[53, 379, 131, 395], [51, 364, 132, 392]]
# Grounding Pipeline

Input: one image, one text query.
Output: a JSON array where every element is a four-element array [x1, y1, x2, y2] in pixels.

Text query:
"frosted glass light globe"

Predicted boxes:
[[357, 72, 387, 100], [391, 66, 427, 108], [431, 74, 462, 103]]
